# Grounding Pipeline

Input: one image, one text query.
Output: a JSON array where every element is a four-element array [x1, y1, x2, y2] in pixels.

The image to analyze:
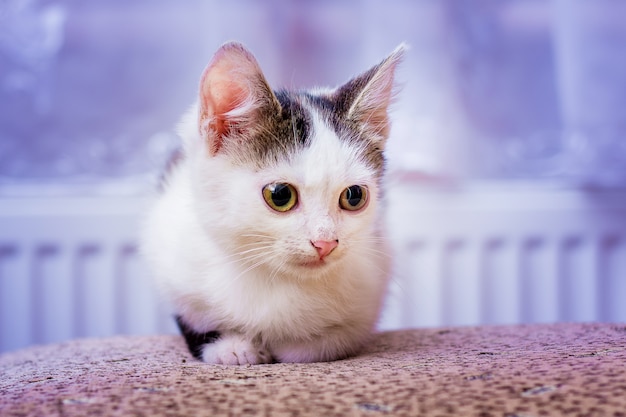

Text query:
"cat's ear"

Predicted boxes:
[[336, 43, 406, 142], [198, 42, 280, 155]]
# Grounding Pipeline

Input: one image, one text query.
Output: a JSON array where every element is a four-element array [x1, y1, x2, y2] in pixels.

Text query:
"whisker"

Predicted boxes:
[[230, 259, 265, 283], [199, 244, 274, 269], [356, 246, 393, 260], [216, 244, 269, 259], [240, 233, 275, 239], [268, 259, 288, 284], [230, 247, 285, 284]]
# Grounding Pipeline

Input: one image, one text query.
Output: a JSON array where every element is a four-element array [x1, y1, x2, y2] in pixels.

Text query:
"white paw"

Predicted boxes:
[[201, 334, 272, 365]]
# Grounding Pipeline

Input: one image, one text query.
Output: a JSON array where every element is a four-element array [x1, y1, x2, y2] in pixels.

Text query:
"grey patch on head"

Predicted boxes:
[[226, 90, 312, 169], [303, 87, 387, 178], [298, 60, 390, 177]]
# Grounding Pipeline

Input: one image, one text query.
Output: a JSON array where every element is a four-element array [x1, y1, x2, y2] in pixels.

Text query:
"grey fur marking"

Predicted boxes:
[[232, 86, 386, 176]]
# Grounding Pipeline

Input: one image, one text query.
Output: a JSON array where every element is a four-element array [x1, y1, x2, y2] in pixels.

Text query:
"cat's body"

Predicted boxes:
[[141, 42, 404, 364]]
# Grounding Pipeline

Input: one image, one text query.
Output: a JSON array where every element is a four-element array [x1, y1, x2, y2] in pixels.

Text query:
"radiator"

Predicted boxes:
[[1, 184, 626, 354], [380, 182, 626, 329], [0, 196, 177, 354]]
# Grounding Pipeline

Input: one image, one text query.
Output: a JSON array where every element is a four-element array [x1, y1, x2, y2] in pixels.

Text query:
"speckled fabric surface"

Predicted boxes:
[[1, 323, 625, 417]]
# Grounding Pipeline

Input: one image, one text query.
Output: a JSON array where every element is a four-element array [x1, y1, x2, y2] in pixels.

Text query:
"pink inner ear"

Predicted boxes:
[[202, 74, 248, 148], [351, 73, 395, 138], [198, 43, 261, 154], [346, 45, 404, 141]]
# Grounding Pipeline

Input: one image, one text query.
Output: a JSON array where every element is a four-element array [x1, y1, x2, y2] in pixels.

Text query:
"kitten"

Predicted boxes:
[[141, 41, 404, 364]]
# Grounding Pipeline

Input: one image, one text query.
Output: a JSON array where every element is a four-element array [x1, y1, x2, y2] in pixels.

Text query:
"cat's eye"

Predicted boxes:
[[339, 185, 369, 211], [263, 183, 298, 212]]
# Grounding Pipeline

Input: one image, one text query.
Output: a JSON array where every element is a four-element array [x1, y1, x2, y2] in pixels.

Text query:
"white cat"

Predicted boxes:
[[141, 41, 404, 364]]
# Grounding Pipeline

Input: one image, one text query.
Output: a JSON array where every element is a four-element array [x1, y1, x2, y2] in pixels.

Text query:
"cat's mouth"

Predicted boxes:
[[292, 254, 336, 270]]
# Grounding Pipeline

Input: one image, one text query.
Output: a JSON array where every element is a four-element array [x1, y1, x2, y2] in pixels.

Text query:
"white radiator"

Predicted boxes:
[[380, 182, 626, 329], [1, 183, 626, 354], [0, 196, 177, 354]]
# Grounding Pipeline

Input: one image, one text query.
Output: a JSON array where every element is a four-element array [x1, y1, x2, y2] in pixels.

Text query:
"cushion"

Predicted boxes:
[[1, 323, 625, 416]]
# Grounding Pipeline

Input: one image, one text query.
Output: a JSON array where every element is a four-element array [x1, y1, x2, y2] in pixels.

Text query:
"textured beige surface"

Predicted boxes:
[[1, 323, 625, 416]]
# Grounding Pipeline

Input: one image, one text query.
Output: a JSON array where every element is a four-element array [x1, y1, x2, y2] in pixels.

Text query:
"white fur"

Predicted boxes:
[[142, 100, 392, 364]]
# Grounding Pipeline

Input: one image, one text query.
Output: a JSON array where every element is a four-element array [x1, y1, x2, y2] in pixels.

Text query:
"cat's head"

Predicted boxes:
[[183, 41, 404, 281]]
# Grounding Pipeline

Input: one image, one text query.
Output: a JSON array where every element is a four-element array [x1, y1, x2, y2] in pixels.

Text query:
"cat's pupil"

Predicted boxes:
[[271, 184, 292, 207], [345, 186, 363, 206]]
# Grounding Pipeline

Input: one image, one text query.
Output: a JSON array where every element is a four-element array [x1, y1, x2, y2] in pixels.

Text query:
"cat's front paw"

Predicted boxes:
[[201, 334, 272, 365]]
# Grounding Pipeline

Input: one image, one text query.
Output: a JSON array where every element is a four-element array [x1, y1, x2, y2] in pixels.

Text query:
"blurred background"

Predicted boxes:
[[1, 0, 625, 354]]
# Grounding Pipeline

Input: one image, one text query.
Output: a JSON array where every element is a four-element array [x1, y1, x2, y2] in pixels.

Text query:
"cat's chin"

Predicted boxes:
[[297, 259, 328, 269]]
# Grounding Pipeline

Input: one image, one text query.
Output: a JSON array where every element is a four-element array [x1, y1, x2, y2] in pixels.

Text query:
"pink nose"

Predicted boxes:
[[311, 240, 338, 259]]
